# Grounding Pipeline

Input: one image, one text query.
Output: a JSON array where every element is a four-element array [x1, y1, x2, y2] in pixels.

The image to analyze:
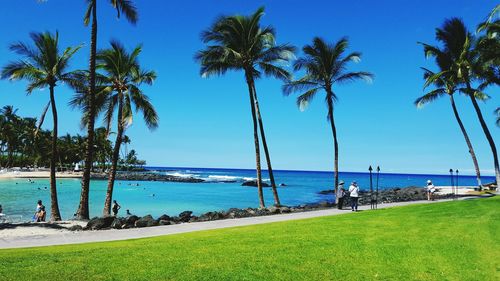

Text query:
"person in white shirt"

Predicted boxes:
[[426, 180, 435, 201], [349, 181, 360, 211], [336, 181, 346, 210]]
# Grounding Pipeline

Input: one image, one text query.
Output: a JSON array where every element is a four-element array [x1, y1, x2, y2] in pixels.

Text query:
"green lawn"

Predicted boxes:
[[0, 197, 499, 281]]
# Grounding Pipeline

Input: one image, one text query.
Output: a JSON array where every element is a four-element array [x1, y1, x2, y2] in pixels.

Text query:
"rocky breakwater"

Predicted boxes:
[[91, 172, 204, 183], [80, 202, 338, 231]]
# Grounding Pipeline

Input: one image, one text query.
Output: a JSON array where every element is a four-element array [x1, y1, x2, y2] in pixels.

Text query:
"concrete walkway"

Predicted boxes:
[[0, 197, 482, 249]]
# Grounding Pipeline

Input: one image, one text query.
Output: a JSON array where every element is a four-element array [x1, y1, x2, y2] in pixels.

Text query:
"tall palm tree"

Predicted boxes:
[[77, 0, 138, 220], [414, 60, 482, 186], [195, 7, 295, 207], [97, 41, 158, 216], [428, 18, 500, 187], [1, 31, 80, 221], [283, 37, 373, 200]]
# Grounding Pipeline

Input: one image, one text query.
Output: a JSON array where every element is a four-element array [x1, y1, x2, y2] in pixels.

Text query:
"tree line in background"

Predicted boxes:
[[0, 1, 498, 221], [0, 105, 146, 170]]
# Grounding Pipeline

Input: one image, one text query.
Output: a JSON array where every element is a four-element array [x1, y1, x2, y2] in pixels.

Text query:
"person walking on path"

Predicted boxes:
[[426, 180, 436, 201], [111, 200, 121, 217], [349, 181, 360, 212], [336, 181, 346, 210]]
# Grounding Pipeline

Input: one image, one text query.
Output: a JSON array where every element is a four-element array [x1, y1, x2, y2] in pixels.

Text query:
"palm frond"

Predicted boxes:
[[414, 88, 447, 108], [296, 87, 320, 111]]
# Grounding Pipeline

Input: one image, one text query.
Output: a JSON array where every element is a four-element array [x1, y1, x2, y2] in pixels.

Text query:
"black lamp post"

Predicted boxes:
[[449, 169, 454, 198], [456, 169, 459, 199], [376, 166, 380, 209], [369, 166, 374, 209]]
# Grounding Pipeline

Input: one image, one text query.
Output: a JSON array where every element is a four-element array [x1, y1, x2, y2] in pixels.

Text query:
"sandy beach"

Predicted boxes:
[[0, 170, 83, 179]]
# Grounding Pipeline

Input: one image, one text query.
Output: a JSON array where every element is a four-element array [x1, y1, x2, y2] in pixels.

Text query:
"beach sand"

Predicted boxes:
[[0, 170, 82, 179], [0, 221, 86, 239], [435, 186, 478, 195]]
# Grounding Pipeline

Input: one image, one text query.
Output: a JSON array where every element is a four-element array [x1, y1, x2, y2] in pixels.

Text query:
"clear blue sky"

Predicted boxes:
[[0, 0, 498, 175]]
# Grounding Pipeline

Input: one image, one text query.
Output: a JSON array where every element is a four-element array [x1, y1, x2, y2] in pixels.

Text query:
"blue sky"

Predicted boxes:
[[0, 0, 498, 175]]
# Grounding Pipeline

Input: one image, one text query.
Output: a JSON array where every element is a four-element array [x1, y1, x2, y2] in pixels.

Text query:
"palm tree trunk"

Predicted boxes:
[[49, 85, 62, 221], [449, 95, 482, 187], [76, 0, 97, 220], [251, 84, 280, 206], [103, 94, 124, 216], [467, 89, 499, 188], [245, 72, 265, 208], [327, 93, 339, 203]]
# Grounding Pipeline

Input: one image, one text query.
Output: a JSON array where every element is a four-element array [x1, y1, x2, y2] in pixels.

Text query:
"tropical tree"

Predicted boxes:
[[414, 63, 482, 186], [196, 7, 295, 207], [97, 41, 158, 216], [283, 37, 373, 200], [1, 31, 80, 220], [0, 106, 20, 167], [77, 0, 138, 220], [426, 18, 499, 187]]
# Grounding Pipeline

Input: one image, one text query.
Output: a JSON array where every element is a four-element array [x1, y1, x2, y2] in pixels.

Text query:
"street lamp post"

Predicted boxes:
[[369, 166, 374, 209], [456, 169, 459, 199], [449, 169, 454, 198], [376, 166, 380, 209]]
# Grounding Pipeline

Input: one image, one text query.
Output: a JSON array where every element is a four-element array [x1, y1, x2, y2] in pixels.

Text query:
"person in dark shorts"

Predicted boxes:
[[112, 200, 121, 216], [336, 181, 346, 209], [349, 181, 360, 212]]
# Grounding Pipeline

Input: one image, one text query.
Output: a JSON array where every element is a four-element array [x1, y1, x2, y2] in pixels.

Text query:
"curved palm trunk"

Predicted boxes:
[[449, 95, 482, 187], [103, 94, 124, 216], [49, 85, 62, 221], [327, 92, 339, 203], [467, 88, 499, 189], [251, 84, 280, 206], [245, 73, 265, 208], [77, 0, 97, 220]]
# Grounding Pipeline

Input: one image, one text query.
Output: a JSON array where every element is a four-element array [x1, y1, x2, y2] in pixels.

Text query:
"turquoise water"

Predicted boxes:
[[0, 167, 493, 221]]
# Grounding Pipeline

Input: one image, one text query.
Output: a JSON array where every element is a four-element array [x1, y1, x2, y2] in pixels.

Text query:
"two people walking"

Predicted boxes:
[[337, 180, 360, 212]]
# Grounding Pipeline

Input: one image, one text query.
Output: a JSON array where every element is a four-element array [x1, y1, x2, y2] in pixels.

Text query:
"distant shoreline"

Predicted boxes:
[[0, 171, 82, 179]]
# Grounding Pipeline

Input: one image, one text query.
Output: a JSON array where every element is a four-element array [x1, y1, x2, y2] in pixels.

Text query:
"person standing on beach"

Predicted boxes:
[[426, 180, 435, 201], [112, 200, 121, 217], [336, 181, 346, 209], [349, 181, 360, 212]]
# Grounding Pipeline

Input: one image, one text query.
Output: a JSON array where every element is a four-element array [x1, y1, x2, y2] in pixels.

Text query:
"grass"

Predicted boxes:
[[0, 197, 499, 281]]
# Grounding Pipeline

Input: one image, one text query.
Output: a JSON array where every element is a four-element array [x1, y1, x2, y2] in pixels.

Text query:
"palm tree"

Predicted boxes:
[[414, 62, 482, 186], [428, 18, 500, 187], [97, 41, 158, 216], [1, 31, 80, 221], [0, 106, 19, 167], [77, 0, 138, 220], [195, 7, 295, 207], [283, 37, 373, 200]]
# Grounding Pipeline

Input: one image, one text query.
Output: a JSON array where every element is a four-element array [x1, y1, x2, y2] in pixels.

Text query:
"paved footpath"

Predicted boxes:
[[0, 197, 485, 249]]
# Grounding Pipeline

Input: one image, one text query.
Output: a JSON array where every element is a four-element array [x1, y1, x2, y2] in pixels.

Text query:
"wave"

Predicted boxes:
[[165, 172, 200, 178], [165, 171, 269, 183]]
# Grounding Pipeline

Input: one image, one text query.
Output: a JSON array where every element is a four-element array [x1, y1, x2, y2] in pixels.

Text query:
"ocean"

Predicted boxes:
[[0, 167, 493, 221]]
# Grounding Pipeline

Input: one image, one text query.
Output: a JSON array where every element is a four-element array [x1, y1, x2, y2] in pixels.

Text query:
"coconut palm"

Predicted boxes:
[[1, 31, 80, 221], [426, 18, 500, 187], [195, 7, 295, 207], [77, 0, 138, 220], [96, 41, 158, 216], [283, 37, 373, 200], [414, 57, 482, 186]]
